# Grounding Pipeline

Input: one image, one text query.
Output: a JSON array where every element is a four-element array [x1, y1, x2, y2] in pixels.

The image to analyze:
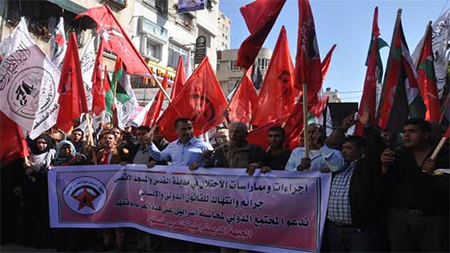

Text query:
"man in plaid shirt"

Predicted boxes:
[[323, 107, 387, 252]]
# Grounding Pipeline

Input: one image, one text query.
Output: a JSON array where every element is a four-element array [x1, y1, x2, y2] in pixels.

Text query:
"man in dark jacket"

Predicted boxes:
[[381, 118, 449, 252], [204, 122, 265, 175], [324, 105, 387, 252]]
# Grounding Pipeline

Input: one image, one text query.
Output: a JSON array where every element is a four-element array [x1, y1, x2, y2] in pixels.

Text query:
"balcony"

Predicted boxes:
[[138, 17, 168, 44]]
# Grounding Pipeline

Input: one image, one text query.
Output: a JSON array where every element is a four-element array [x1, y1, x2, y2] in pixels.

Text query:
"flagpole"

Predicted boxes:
[[302, 83, 310, 158], [85, 113, 98, 165], [225, 69, 248, 115], [430, 136, 448, 160], [376, 8, 402, 124], [149, 71, 172, 103]]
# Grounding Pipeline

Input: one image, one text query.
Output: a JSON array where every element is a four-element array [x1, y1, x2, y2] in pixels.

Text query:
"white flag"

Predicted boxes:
[[412, 9, 450, 98], [50, 17, 67, 69], [132, 96, 155, 126], [0, 18, 60, 138], [80, 37, 96, 110]]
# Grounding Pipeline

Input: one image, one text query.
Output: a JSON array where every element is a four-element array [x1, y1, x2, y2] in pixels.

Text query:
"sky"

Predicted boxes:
[[219, 0, 448, 102]]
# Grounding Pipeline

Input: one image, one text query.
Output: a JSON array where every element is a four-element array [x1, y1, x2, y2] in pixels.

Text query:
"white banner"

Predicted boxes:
[[80, 37, 96, 110], [0, 18, 60, 138], [412, 10, 450, 98]]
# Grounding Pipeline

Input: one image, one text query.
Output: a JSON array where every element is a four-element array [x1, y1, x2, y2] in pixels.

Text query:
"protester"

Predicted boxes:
[[130, 126, 152, 164], [213, 126, 229, 148], [204, 122, 265, 176], [152, 126, 169, 152], [381, 119, 449, 252], [147, 118, 213, 168], [95, 131, 130, 251], [285, 124, 345, 172], [47, 127, 65, 147], [51, 140, 90, 251], [21, 134, 55, 248], [259, 126, 291, 172], [52, 141, 87, 166], [324, 106, 387, 252], [70, 128, 87, 153]]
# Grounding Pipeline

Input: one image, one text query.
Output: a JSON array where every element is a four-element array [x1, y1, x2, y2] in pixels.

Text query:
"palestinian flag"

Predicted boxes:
[[106, 58, 138, 129], [378, 11, 418, 132]]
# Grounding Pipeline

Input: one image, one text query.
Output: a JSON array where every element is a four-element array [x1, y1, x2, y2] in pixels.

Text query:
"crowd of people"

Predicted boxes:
[[0, 104, 448, 252]]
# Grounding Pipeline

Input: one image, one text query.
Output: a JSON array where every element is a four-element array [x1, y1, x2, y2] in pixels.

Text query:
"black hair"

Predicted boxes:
[[403, 118, 431, 133], [268, 126, 285, 137], [344, 135, 365, 149], [137, 126, 151, 132], [72, 128, 84, 135], [174, 118, 192, 128]]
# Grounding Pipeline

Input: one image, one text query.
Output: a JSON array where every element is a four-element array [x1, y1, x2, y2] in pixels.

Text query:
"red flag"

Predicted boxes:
[[309, 96, 329, 117], [1, 112, 29, 167], [157, 57, 228, 142], [76, 6, 152, 76], [294, 0, 322, 105], [416, 23, 441, 122], [355, 7, 384, 136], [251, 26, 297, 126], [444, 127, 449, 138], [321, 44, 337, 81], [143, 71, 169, 127], [237, 0, 286, 69], [170, 56, 186, 101], [378, 13, 417, 132], [56, 33, 88, 132], [228, 70, 258, 123], [91, 40, 106, 116]]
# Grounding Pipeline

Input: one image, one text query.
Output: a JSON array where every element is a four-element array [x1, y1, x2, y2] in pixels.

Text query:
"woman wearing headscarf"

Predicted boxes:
[[52, 140, 87, 166], [51, 140, 89, 251], [22, 134, 55, 248]]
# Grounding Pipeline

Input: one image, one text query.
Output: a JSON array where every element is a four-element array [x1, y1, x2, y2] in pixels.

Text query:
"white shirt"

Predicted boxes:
[[285, 145, 345, 172]]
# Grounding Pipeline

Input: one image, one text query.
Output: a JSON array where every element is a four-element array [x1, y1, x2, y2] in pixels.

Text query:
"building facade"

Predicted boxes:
[[324, 87, 343, 103], [216, 11, 230, 51], [0, 0, 225, 104], [216, 48, 272, 96]]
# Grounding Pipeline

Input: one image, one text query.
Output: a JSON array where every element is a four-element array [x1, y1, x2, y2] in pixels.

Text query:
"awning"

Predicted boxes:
[[47, 0, 87, 14]]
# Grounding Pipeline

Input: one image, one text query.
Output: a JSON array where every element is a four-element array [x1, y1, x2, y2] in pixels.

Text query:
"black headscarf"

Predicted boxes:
[[28, 134, 54, 155]]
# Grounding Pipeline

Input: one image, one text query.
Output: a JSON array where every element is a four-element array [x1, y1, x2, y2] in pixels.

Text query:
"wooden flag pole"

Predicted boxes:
[[225, 70, 248, 111], [149, 71, 172, 103], [430, 136, 448, 160], [302, 83, 310, 158], [85, 113, 98, 165]]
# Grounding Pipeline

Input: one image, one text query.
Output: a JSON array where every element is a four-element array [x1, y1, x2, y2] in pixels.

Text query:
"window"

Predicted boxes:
[[142, 0, 168, 15], [145, 40, 161, 60], [217, 64, 220, 71], [175, 13, 194, 31], [230, 60, 241, 72], [257, 58, 270, 70], [168, 43, 189, 68]]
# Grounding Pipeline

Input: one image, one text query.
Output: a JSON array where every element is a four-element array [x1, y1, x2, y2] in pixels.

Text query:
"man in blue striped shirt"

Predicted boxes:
[[147, 118, 213, 167]]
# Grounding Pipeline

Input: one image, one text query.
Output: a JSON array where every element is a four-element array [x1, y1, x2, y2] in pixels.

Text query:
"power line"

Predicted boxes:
[[440, 0, 449, 16]]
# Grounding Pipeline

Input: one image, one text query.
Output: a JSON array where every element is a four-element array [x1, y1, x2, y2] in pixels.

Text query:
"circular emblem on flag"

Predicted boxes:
[[7, 67, 57, 119], [63, 176, 107, 215], [189, 94, 216, 123]]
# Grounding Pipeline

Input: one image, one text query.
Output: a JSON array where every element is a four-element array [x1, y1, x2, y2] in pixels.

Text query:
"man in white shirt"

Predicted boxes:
[[285, 124, 345, 172]]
